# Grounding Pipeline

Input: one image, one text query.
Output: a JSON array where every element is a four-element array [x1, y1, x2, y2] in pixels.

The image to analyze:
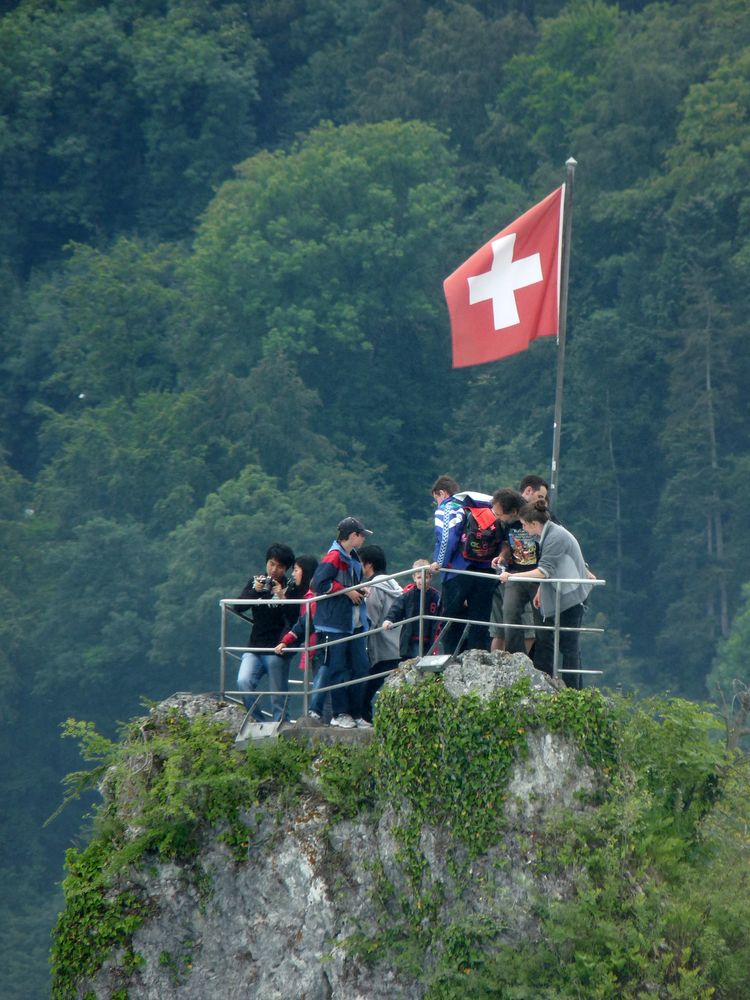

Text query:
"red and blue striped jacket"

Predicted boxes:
[[311, 541, 369, 634]]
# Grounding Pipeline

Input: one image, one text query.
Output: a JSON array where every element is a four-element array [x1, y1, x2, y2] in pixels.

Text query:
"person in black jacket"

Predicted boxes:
[[234, 543, 297, 720]]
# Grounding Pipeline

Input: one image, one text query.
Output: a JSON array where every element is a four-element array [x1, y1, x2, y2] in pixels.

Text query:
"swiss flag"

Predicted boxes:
[[444, 186, 564, 368]]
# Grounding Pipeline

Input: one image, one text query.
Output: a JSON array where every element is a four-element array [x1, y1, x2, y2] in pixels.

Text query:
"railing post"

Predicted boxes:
[[220, 602, 228, 698], [418, 564, 426, 655], [552, 587, 562, 681], [302, 596, 312, 717]]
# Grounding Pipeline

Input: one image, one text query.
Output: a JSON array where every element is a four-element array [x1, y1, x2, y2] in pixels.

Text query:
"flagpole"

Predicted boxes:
[[549, 157, 577, 511]]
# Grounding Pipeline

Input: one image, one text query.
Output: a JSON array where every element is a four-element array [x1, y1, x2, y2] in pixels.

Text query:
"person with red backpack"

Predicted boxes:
[[429, 474, 505, 653]]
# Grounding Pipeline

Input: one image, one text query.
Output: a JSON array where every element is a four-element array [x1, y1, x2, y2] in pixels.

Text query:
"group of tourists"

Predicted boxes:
[[232, 473, 594, 728], [430, 474, 593, 690]]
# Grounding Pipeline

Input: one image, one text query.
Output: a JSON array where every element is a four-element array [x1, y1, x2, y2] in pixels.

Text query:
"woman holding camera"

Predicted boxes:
[[234, 543, 297, 720]]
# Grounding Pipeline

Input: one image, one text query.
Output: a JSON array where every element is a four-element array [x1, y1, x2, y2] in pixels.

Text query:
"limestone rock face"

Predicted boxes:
[[91, 801, 405, 1000], [76, 652, 603, 1000]]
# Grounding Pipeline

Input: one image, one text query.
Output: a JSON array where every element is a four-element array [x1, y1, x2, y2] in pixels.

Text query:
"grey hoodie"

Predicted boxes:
[[537, 521, 593, 618], [365, 575, 403, 663]]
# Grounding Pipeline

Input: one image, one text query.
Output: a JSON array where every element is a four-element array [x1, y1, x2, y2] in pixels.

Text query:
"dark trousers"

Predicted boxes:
[[311, 630, 369, 718], [440, 570, 496, 653], [533, 603, 585, 689]]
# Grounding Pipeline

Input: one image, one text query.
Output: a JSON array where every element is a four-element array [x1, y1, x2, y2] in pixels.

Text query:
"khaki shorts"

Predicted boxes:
[[489, 583, 534, 639]]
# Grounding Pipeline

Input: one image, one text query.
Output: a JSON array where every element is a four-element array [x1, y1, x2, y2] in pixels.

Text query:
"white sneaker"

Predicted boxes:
[[330, 714, 356, 729], [355, 718, 373, 729], [307, 711, 321, 720]]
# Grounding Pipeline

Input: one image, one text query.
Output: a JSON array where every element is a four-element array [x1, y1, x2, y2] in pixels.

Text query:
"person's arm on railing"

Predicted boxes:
[[497, 566, 545, 583], [273, 593, 315, 654], [274, 619, 303, 656], [382, 588, 408, 630]]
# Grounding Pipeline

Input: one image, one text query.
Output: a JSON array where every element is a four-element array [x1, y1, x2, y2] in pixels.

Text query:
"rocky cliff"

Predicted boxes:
[[51, 652, 617, 999]]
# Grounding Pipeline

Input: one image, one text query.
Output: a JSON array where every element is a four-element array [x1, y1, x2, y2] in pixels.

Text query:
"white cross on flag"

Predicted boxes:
[[443, 186, 564, 368]]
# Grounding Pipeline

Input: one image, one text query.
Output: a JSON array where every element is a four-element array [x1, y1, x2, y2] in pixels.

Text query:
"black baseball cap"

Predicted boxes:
[[337, 516, 373, 537]]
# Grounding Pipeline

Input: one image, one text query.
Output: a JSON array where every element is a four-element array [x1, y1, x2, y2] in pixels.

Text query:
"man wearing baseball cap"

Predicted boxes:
[[308, 516, 374, 729]]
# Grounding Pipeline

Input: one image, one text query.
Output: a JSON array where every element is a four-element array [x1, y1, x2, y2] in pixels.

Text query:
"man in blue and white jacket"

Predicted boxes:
[[429, 474, 497, 653]]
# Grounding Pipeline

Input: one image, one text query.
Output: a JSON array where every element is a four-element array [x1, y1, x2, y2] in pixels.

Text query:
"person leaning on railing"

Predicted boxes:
[[497, 501, 593, 690]]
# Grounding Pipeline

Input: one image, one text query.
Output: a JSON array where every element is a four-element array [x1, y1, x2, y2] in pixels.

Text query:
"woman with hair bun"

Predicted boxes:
[[498, 501, 593, 688]]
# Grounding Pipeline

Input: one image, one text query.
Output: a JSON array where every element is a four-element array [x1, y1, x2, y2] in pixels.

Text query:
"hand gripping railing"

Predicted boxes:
[[218, 565, 605, 720]]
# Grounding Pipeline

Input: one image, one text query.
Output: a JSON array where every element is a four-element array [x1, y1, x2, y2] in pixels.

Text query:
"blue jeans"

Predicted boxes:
[[237, 652, 290, 721], [311, 631, 369, 718]]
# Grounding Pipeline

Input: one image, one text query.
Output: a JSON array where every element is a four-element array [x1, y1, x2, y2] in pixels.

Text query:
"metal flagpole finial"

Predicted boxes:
[[566, 157, 578, 169]]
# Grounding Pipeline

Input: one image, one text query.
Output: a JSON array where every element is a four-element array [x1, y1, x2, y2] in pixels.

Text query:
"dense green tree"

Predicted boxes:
[[178, 119, 463, 494], [708, 581, 750, 699], [43, 239, 183, 405], [0, 2, 141, 269], [0, 0, 262, 273], [560, 308, 664, 630], [245, 0, 367, 143], [33, 392, 221, 533], [0, 462, 91, 1000], [226, 356, 335, 479], [646, 51, 750, 693], [125, 0, 263, 235], [481, 0, 620, 182], [350, 4, 536, 156], [0, 454, 29, 723], [27, 516, 166, 714]]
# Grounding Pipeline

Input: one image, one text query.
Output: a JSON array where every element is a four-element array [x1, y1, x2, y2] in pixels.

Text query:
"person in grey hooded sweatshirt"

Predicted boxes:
[[359, 544, 403, 719]]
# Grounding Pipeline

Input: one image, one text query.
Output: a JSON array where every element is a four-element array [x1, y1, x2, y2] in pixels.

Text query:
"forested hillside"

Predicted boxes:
[[1, 0, 750, 995]]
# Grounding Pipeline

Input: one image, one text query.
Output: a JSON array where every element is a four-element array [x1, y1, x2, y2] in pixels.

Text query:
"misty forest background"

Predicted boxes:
[[2, 0, 750, 995]]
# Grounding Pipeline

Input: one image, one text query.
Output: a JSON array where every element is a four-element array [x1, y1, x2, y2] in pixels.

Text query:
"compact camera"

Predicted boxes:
[[256, 574, 275, 591]]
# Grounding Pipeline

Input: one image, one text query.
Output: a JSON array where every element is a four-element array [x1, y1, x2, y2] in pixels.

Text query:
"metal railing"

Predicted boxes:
[[219, 565, 605, 721]]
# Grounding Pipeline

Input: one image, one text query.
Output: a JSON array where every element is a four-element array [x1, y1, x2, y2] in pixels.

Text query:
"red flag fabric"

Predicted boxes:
[[444, 186, 564, 368]]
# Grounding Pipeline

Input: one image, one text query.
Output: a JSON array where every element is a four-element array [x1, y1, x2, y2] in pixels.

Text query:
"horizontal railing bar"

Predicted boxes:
[[221, 570, 605, 609]]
